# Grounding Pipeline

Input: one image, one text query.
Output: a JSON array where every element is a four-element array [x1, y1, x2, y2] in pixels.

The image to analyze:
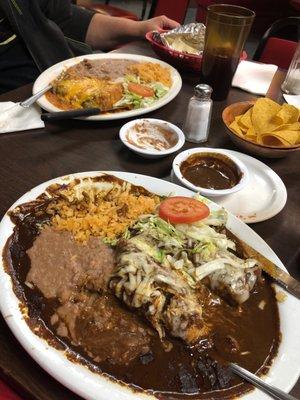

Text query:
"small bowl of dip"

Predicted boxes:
[[173, 148, 249, 197], [119, 118, 185, 158]]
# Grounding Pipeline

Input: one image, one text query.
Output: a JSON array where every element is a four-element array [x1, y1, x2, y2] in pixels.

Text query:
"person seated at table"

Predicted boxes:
[[0, 0, 179, 94]]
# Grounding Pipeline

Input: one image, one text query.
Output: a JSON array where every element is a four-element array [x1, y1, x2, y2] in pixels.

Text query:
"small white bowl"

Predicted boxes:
[[173, 147, 249, 197], [119, 118, 185, 158]]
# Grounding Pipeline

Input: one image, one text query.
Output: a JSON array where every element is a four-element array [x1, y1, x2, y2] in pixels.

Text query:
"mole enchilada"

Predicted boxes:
[[3, 175, 280, 399]]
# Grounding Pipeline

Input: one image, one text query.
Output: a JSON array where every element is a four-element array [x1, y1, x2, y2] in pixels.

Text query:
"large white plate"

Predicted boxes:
[[33, 53, 182, 121], [0, 172, 299, 400]]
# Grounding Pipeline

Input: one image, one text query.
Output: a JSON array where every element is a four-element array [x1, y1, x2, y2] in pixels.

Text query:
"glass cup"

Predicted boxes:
[[281, 42, 300, 95], [201, 4, 255, 101]]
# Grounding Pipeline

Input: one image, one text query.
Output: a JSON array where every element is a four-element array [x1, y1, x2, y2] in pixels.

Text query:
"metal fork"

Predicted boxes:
[[2, 85, 52, 115], [230, 363, 299, 400], [19, 84, 52, 108]]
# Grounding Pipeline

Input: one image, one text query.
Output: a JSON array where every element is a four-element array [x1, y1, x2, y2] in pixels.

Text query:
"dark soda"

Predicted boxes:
[[201, 47, 240, 101]]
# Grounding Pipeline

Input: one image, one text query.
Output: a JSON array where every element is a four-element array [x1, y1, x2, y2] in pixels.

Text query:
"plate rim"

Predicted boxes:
[[32, 53, 182, 121], [0, 171, 299, 400], [225, 150, 287, 223], [172, 147, 287, 224]]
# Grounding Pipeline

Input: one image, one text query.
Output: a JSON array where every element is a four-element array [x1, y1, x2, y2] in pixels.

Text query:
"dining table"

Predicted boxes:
[[0, 40, 299, 400]]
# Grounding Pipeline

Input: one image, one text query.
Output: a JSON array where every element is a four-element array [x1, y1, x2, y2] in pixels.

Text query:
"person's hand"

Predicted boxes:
[[138, 15, 180, 36]]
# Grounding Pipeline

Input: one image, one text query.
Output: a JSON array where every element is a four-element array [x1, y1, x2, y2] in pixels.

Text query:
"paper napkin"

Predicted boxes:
[[0, 102, 45, 134], [232, 60, 278, 96], [283, 94, 300, 108]]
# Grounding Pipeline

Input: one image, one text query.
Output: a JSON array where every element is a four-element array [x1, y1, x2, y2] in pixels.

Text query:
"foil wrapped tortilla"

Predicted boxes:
[[158, 23, 206, 55]]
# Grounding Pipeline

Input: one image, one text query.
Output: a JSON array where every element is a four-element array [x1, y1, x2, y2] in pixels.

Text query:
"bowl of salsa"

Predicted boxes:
[[173, 147, 249, 197]]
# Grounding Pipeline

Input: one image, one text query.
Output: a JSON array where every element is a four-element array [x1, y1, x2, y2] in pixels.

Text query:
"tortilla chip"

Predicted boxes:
[[273, 122, 300, 132], [245, 126, 257, 142], [239, 108, 253, 129], [251, 98, 281, 133], [275, 104, 300, 124], [227, 98, 300, 148], [229, 120, 245, 136], [261, 130, 299, 146], [261, 135, 290, 147]]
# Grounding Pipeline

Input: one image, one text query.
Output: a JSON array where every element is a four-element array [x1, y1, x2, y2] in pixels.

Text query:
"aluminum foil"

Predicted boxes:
[[156, 23, 206, 55]]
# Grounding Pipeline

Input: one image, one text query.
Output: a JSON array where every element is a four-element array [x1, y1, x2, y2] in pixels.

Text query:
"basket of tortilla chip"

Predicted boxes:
[[222, 98, 300, 158], [146, 24, 247, 73]]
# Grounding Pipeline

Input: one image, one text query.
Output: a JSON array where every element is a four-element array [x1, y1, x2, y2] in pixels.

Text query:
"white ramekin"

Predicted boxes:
[[119, 118, 185, 158], [172, 147, 249, 197]]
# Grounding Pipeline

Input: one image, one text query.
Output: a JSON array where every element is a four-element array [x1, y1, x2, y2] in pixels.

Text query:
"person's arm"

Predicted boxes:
[[85, 14, 180, 51], [53, 4, 96, 44]]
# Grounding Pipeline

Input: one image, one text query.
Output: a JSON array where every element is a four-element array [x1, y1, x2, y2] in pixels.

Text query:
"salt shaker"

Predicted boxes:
[[183, 84, 213, 143]]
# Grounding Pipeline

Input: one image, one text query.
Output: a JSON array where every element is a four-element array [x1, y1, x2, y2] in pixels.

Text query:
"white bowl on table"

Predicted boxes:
[[173, 147, 249, 197], [119, 118, 185, 158]]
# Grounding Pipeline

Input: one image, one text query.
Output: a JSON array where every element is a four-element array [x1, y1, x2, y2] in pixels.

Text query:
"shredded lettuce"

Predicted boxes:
[[123, 212, 258, 295], [134, 215, 185, 248], [102, 237, 118, 246], [175, 223, 235, 251], [193, 193, 211, 205], [191, 242, 217, 262], [114, 81, 169, 109], [114, 92, 144, 109], [124, 74, 140, 84], [199, 209, 228, 227], [148, 82, 169, 98]]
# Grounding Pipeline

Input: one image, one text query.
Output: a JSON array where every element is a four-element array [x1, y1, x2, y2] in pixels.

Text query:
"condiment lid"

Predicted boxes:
[[194, 84, 213, 99]]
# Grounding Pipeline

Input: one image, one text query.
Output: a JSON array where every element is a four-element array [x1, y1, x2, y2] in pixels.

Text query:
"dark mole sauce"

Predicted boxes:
[[3, 206, 280, 400], [180, 153, 242, 190]]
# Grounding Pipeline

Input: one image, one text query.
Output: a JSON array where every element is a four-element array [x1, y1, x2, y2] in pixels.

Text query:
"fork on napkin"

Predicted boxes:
[[0, 102, 45, 134], [232, 60, 278, 96], [0, 85, 52, 134]]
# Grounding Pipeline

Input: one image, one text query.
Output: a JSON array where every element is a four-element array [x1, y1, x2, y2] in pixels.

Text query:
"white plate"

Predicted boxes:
[[0, 171, 299, 400], [213, 150, 287, 223], [172, 150, 287, 224], [33, 53, 182, 121]]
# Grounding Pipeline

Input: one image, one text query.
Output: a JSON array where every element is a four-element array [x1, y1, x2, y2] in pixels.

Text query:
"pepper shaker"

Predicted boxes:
[[183, 84, 213, 143]]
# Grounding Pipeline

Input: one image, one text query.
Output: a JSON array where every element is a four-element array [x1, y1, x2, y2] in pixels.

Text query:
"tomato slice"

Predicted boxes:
[[128, 82, 155, 98], [159, 196, 210, 224]]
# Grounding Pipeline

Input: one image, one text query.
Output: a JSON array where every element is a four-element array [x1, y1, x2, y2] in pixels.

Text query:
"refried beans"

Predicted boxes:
[[26, 226, 151, 365], [64, 59, 136, 80], [26, 227, 115, 300]]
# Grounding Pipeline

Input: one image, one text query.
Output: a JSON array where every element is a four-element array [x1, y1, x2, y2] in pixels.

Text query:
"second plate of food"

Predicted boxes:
[[33, 53, 182, 121]]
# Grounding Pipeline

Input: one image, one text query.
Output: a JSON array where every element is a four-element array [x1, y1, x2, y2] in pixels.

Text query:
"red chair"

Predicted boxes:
[[75, 0, 139, 21], [257, 37, 298, 69], [290, 0, 300, 11], [0, 379, 22, 400], [148, 0, 190, 23], [253, 17, 300, 69]]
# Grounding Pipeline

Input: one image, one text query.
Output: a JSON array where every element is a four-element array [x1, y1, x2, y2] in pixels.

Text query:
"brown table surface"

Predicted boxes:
[[0, 41, 299, 400]]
